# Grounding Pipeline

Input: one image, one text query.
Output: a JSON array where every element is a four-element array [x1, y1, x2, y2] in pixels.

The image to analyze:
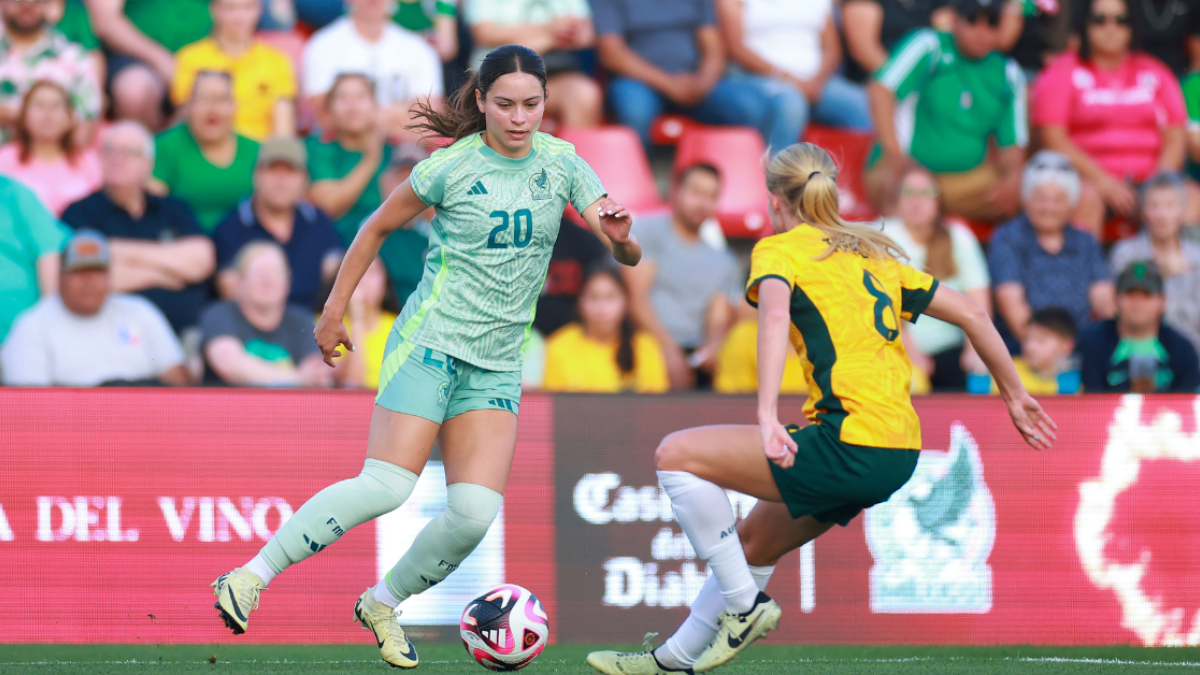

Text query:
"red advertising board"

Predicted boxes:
[[0, 389, 1197, 646]]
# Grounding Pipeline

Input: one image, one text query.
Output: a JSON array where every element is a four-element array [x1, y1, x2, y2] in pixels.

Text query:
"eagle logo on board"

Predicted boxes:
[[529, 168, 552, 200], [864, 423, 995, 613]]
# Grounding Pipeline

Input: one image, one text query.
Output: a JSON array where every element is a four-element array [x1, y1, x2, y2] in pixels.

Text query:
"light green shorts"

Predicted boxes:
[[375, 330, 521, 424]]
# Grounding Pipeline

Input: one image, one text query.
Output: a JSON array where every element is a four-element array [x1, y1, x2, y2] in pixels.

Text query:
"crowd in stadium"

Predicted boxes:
[[0, 0, 1197, 394]]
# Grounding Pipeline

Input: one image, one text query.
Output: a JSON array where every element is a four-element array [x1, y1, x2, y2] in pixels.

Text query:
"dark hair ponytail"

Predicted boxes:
[[408, 45, 547, 141]]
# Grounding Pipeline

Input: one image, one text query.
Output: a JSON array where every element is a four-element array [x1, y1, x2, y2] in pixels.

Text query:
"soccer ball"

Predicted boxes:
[[460, 584, 549, 671]]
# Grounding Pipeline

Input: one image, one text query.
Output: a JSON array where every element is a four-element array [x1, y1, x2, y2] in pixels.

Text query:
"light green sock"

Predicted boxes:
[[382, 483, 503, 604], [260, 459, 418, 574]]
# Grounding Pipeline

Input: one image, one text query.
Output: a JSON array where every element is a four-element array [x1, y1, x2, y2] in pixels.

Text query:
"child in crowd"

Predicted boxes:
[[992, 307, 1079, 395]]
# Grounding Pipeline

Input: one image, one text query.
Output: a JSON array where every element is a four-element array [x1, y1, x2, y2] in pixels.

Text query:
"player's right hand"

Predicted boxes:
[[1006, 392, 1057, 451], [314, 312, 355, 368], [759, 418, 798, 469]]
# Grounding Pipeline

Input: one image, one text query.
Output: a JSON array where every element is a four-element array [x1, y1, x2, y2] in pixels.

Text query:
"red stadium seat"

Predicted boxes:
[[256, 30, 316, 133], [650, 114, 699, 146], [673, 126, 771, 239], [1102, 215, 1138, 244], [558, 125, 667, 225], [801, 125, 878, 222]]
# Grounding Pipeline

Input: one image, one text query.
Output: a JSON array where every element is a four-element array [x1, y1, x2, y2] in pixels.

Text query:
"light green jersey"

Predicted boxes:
[[393, 131, 606, 372]]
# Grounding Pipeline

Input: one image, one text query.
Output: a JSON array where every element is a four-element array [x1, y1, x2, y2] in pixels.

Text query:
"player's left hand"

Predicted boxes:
[[597, 197, 632, 244], [1006, 392, 1057, 451]]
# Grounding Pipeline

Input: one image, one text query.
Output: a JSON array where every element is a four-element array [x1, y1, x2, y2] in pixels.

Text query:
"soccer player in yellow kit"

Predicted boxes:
[[588, 143, 1057, 674]]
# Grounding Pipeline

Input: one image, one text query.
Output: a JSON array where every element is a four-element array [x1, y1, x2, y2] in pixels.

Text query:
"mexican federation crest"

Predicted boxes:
[[529, 168, 552, 200], [864, 422, 995, 613]]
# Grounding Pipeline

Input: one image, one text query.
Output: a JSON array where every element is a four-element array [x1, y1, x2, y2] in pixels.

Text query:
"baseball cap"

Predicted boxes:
[[955, 0, 1003, 24], [256, 137, 307, 170], [387, 143, 429, 171], [62, 230, 111, 272], [1116, 261, 1164, 295]]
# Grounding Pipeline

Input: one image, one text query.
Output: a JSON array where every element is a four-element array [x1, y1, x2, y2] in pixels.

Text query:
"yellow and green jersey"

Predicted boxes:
[[397, 132, 606, 372], [745, 225, 940, 450], [874, 29, 1027, 174]]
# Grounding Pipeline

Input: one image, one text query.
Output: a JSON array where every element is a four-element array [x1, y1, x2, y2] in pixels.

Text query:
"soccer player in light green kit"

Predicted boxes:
[[211, 45, 641, 669]]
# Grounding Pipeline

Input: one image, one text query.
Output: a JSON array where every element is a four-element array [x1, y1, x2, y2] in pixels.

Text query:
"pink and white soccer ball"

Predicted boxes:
[[460, 584, 549, 671]]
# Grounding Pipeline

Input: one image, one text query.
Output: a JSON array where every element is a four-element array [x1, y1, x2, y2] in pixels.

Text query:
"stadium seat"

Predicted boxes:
[[558, 125, 667, 224], [673, 126, 771, 239], [1102, 215, 1138, 244], [256, 30, 316, 133], [651, 114, 699, 146], [801, 124, 878, 222]]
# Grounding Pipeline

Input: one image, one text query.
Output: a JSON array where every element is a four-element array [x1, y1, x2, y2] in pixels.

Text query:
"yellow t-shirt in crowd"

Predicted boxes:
[[989, 357, 1061, 395], [714, 318, 808, 395], [745, 224, 940, 450], [543, 323, 669, 393], [348, 313, 398, 390], [172, 38, 297, 140]]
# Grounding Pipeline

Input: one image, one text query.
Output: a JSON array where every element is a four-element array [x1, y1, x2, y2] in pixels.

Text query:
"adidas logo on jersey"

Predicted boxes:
[[468, 181, 489, 196]]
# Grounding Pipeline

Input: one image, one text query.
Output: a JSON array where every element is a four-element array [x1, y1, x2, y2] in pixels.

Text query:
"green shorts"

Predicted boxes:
[[375, 330, 521, 424], [769, 423, 919, 527]]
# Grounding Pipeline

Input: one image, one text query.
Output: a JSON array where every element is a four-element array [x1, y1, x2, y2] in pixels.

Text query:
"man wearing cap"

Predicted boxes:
[[212, 137, 343, 312], [865, 0, 1027, 220], [1078, 261, 1200, 393], [1, 230, 189, 387], [62, 121, 216, 336]]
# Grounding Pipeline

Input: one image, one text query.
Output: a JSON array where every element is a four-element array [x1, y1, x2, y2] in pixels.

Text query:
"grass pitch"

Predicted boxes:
[[1, 644, 1199, 674]]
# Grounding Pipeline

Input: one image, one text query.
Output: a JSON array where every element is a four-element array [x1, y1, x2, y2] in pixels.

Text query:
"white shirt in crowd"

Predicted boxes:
[[302, 17, 445, 105], [0, 294, 184, 387], [740, 0, 830, 81], [882, 218, 991, 356]]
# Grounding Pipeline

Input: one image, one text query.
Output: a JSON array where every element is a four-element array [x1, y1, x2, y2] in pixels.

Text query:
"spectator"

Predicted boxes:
[[865, 0, 1027, 221], [842, 0, 955, 84], [543, 268, 668, 393], [90, 0, 212, 130], [152, 71, 260, 233], [333, 256, 398, 389], [0, 0, 100, 144], [395, 0, 458, 62], [0, 81, 100, 215], [61, 121, 215, 335], [713, 312, 807, 395], [212, 137, 342, 312], [0, 173, 69, 342], [1080, 0, 1200, 78], [171, 0, 297, 141], [989, 151, 1115, 347], [592, 0, 794, 151], [302, 0, 444, 140], [992, 306, 1079, 394], [466, 0, 602, 129], [882, 164, 991, 390], [374, 142, 431, 306], [47, 0, 100, 54], [1034, 0, 1189, 235], [199, 241, 331, 387], [1079, 260, 1200, 392], [534, 219, 612, 338], [623, 164, 741, 389], [306, 75, 405, 256], [716, 0, 872, 142], [0, 230, 189, 386], [1110, 172, 1200, 353]]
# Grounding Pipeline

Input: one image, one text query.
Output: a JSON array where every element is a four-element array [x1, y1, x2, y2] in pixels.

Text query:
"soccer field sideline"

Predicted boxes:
[[4, 645, 1200, 674]]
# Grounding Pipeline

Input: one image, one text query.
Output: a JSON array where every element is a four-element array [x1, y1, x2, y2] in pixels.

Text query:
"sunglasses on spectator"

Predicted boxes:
[[1029, 156, 1073, 172], [1088, 13, 1130, 26], [899, 187, 939, 199]]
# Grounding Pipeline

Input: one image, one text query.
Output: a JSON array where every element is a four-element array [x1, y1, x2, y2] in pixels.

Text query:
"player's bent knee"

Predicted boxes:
[[444, 483, 503, 549], [654, 432, 688, 471]]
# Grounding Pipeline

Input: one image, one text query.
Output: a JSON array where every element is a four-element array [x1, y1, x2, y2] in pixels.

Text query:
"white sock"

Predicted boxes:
[[657, 564, 776, 669], [373, 577, 402, 608], [244, 554, 277, 586], [657, 470, 759, 614]]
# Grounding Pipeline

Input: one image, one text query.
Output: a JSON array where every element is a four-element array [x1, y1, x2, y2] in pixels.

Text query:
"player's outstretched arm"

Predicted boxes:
[[924, 284, 1058, 451], [582, 197, 641, 266], [314, 180, 431, 366]]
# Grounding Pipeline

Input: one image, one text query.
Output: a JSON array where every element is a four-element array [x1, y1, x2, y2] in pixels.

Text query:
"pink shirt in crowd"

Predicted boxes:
[[1032, 51, 1186, 183], [0, 143, 102, 215]]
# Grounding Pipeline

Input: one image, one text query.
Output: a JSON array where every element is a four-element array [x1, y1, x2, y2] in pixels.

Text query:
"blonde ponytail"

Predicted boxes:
[[767, 143, 907, 263]]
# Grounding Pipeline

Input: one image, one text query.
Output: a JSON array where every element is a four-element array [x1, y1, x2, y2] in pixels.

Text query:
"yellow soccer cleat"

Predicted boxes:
[[211, 567, 266, 635], [354, 588, 419, 669], [691, 593, 781, 673], [586, 633, 694, 675]]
